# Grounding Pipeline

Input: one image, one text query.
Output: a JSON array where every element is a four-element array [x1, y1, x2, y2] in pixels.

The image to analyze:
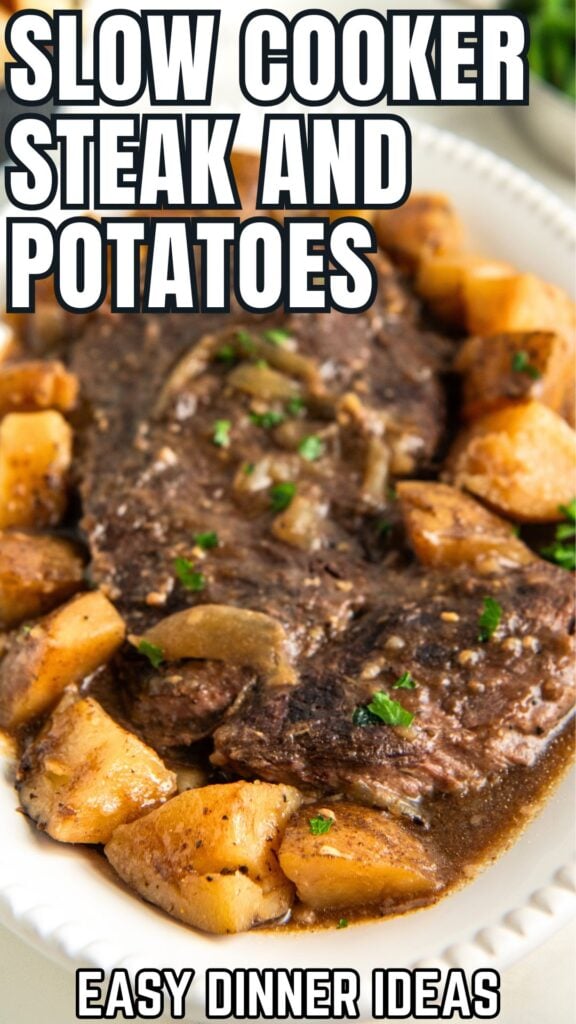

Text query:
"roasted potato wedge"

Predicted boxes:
[[105, 781, 302, 933], [278, 803, 440, 910], [455, 331, 573, 420], [445, 401, 576, 522], [18, 695, 177, 844], [416, 254, 513, 327], [0, 361, 78, 416], [463, 273, 576, 341], [397, 481, 535, 572], [0, 531, 84, 628], [0, 591, 125, 730], [373, 193, 464, 271], [0, 411, 72, 528]]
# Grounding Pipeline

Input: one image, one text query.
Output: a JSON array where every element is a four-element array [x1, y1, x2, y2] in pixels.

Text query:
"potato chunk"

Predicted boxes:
[[416, 255, 513, 327], [445, 402, 576, 522], [278, 803, 440, 910], [373, 193, 464, 271], [105, 781, 302, 933], [456, 331, 573, 420], [463, 273, 576, 340], [397, 481, 535, 572], [0, 591, 125, 730], [18, 696, 177, 844], [0, 361, 78, 417], [0, 531, 84, 628], [0, 411, 72, 528]]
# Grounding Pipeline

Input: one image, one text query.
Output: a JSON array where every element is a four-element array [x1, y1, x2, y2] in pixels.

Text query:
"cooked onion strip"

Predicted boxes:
[[228, 363, 301, 402], [139, 604, 297, 687], [154, 334, 219, 416]]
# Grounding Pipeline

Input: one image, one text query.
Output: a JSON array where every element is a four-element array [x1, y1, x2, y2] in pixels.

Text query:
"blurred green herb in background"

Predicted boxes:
[[506, 0, 575, 98]]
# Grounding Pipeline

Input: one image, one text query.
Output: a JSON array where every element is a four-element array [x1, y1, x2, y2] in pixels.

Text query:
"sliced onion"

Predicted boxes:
[[154, 334, 218, 416], [361, 436, 390, 508], [228, 363, 301, 402], [272, 494, 328, 551], [139, 604, 297, 687]]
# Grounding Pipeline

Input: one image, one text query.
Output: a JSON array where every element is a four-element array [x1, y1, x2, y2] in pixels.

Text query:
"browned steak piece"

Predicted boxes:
[[212, 561, 575, 814], [114, 653, 255, 753]]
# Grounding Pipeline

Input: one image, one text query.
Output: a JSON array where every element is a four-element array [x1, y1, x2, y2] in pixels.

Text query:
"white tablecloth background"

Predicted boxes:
[[1, 1, 574, 1020]]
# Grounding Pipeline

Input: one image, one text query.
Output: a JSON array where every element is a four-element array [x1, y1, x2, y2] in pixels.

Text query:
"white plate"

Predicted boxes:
[[1, 121, 575, 1023]]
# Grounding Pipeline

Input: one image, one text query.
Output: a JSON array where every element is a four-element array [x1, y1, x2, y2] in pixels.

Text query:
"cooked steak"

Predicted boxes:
[[70, 259, 447, 639], [212, 561, 575, 812], [115, 653, 255, 752]]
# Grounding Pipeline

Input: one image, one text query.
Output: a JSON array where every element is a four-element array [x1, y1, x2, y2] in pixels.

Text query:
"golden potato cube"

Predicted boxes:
[[416, 255, 513, 326], [455, 331, 573, 420], [0, 591, 126, 730], [0, 531, 84, 628], [279, 803, 440, 910], [445, 401, 576, 522], [463, 273, 576, 340], [373, 193, 464, 271], [105, 781, 302, 933], [18, 695, 177, 844], [397, 481, 534, 572], [0, 411, 72, 528], [0, 361, 78, 416]]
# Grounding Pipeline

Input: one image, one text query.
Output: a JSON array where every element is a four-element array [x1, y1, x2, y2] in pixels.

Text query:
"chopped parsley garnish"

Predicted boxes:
[[286, 396, 305, 416], [377, 518, 392, 537], [270, 481, 296, 512], [137, 639, 164, 669], [174, 557, 206, 592], [244, 462, 255, 476], [337, 918, 348, 929], [478, 596, 503, 642], [250, 410, 285, 429], [353, 691, 414, 728], [194, 531, 219, 550], [263, 328, 291, 346], [20, 624, 32, 636], [254, 359, 268, 369], [215, 344, 236, 364], [541, 499, 576, 571], [298, 435, 324, 462], [212, 419, 231, 448], [309, 814, 333, 836], [511, 350, 541, 380], [393, 671, 417, 690], [235, 329, 255, 354]]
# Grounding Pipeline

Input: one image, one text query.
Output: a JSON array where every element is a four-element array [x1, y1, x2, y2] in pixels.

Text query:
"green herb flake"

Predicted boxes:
[[20, 624, 33, 636], [235, 329, 256, 354], [298, 435, 325, 462], [393, 671, 417, 690], [377, 519, 392, 537], [511, 350, 541, 380], [174, 557, 206, 592], [244, 462, 255, 476], [337, 918, 349, 929], [250, 410, 285, 429], [212, 419, 231, 448], [263, 328, 292, 346], [270, 481, 296, 513], [286, 396, 305, 416], [354, 691, 414, 729], [541, 499, 576, 571], [478, 596, 503, 642], [309, 814, 333, 836], [194, 531, 219, 550], [137, 639, 165, 669], [215, 344, 236, 364]]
